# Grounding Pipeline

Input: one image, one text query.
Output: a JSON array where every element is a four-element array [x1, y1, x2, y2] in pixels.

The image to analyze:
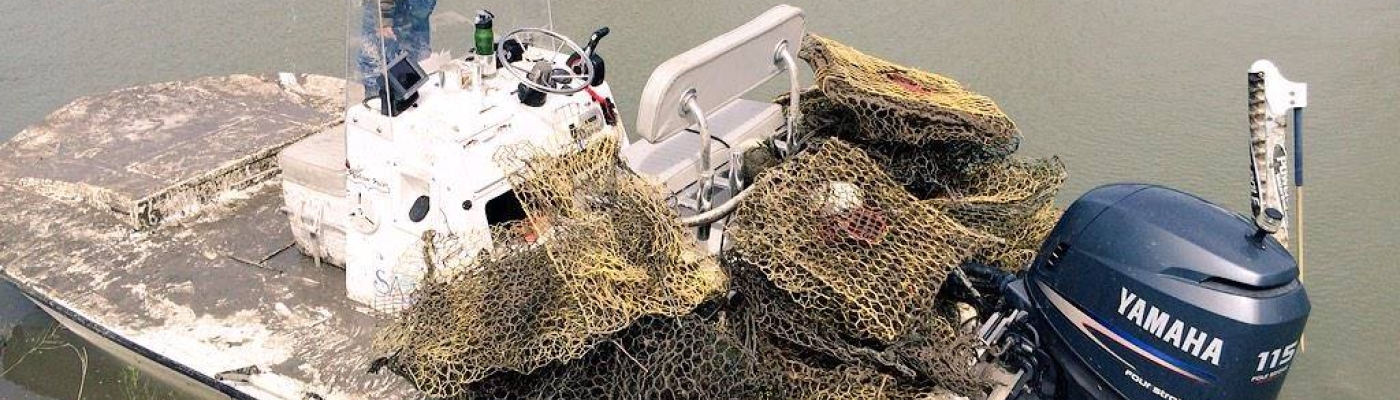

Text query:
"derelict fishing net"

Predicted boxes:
[[924, 157, 1067, 272], [373, 138, 996, 399], [724, 139, 994, 396], [800, 34, 1020, 160], [789, 34, 1067, 272], [372, 134, 728, 398], [371, 32, 1067, 399], [781, 88, 1008, 199]]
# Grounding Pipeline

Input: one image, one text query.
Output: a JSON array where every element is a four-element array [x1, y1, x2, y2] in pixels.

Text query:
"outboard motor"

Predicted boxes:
[[989, 184, 1309, 400]]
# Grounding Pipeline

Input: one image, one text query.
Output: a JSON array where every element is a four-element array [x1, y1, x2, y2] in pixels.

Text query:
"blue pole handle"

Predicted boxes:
[[1293, 107, 1304, 187]]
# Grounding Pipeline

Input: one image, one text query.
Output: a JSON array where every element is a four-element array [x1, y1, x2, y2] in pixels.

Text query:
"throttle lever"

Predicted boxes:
[[583, 27, 611, 55]]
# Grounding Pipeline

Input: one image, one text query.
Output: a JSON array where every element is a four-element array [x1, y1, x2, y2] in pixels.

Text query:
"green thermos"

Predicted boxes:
[[474, 10, 495, 57]]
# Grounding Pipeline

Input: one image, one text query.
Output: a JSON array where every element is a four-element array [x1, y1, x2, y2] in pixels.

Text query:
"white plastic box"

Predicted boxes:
[[278, 126, 348, 268]]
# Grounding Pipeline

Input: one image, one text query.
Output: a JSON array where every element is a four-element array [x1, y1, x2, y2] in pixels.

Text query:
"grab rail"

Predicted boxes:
[[776, 41, 802, 155], [677, 42, 800, 229], [679, 90, 715, 239], [678, 42, 802, 231]]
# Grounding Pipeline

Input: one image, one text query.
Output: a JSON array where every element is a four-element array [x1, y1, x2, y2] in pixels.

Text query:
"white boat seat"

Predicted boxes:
[[279, 125, 346, 194], [634, 4, 805, 144], [624, 99, 783, 195], [627, 3, 804, 203]]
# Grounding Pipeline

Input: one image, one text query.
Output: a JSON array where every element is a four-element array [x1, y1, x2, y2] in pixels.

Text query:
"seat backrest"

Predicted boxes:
[[634, 4, 805, 143]]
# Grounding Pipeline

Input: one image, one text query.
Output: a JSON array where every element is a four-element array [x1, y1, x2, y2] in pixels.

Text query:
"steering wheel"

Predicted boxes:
[[497, 28, 594, 95]]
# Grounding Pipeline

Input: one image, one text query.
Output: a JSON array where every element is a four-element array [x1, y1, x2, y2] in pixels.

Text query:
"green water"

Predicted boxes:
[[1, 1, 1397, 398], [1, 283, 204, 399]]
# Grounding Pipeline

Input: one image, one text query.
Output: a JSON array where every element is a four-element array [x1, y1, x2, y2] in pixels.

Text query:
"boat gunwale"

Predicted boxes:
[[0, 272, 259, 400]]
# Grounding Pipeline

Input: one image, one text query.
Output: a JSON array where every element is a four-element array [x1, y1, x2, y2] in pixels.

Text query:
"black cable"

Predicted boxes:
[[1022, 322, 1041, 347], [712, 136, 732, 150], [684, 128, 732, 150]]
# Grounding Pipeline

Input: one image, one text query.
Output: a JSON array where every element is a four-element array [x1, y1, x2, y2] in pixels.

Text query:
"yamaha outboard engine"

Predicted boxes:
[[986, 184, 1309, 400]]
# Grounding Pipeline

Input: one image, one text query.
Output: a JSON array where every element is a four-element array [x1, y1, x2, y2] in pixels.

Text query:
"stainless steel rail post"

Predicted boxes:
[[680, 89, 714, 240], [775, 41, 802, 156]]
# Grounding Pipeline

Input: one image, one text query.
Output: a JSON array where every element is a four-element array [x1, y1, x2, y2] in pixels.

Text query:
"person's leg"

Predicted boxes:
[[359, 1, 398, 95], [400, 0, 436, 61], [358, 2, 379, 94]]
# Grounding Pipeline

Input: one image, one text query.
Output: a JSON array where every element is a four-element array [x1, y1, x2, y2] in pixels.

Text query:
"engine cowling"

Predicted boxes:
[[1023, 184, 1309, 400]]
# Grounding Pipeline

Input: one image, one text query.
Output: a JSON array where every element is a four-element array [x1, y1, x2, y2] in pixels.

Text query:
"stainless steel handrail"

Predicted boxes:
[[776, 41, 802, 156], [679, 90, 715, 237], [679, 186, 753, 227], [678, 42, 801, 228]]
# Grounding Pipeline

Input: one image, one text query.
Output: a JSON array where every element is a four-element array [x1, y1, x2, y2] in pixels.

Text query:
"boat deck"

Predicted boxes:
[[0, 74, 416, 399]]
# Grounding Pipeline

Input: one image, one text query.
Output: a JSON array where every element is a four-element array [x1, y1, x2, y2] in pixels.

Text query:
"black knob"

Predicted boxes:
[[409, 195, 431, 223], [500, 39, 524, 63]]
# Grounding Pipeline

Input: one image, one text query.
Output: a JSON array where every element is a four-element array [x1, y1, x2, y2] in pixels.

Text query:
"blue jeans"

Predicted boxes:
[[359, 0, 436, 95], [395, 0, 436, 63]]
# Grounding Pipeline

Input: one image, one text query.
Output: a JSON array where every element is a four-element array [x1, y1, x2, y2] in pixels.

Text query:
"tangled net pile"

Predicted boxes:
[[792, 34, 1067, 272], [372, 33, 1068, 399], [372, 135, 731, 397], [725, 140, 997, 396]]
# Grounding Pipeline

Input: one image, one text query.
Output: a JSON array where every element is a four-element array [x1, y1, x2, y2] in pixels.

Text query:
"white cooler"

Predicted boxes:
[[278, 125, 348, 268]]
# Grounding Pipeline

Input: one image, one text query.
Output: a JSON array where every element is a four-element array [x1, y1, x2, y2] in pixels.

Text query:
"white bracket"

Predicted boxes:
[[1249, 59, 1308, 116]]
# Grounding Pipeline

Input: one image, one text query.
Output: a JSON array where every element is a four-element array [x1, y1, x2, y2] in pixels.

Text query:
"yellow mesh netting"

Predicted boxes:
[[725, 139, 993, 396], [371, 32, 1067, 400], [789, 34, 1067, 273], [460, 312, 779, 399], [925, 157, 1067, 272], [802, 34, 1020, 156], [727, 139, 990, 342], [372, 135, 727, 398]]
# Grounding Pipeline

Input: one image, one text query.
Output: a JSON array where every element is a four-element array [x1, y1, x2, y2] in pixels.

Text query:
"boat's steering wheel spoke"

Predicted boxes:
[[498, 28, 593, 95]]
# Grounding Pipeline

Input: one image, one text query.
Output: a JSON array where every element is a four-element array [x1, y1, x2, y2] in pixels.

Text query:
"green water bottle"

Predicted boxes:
[[474, 10, 495, 57]]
